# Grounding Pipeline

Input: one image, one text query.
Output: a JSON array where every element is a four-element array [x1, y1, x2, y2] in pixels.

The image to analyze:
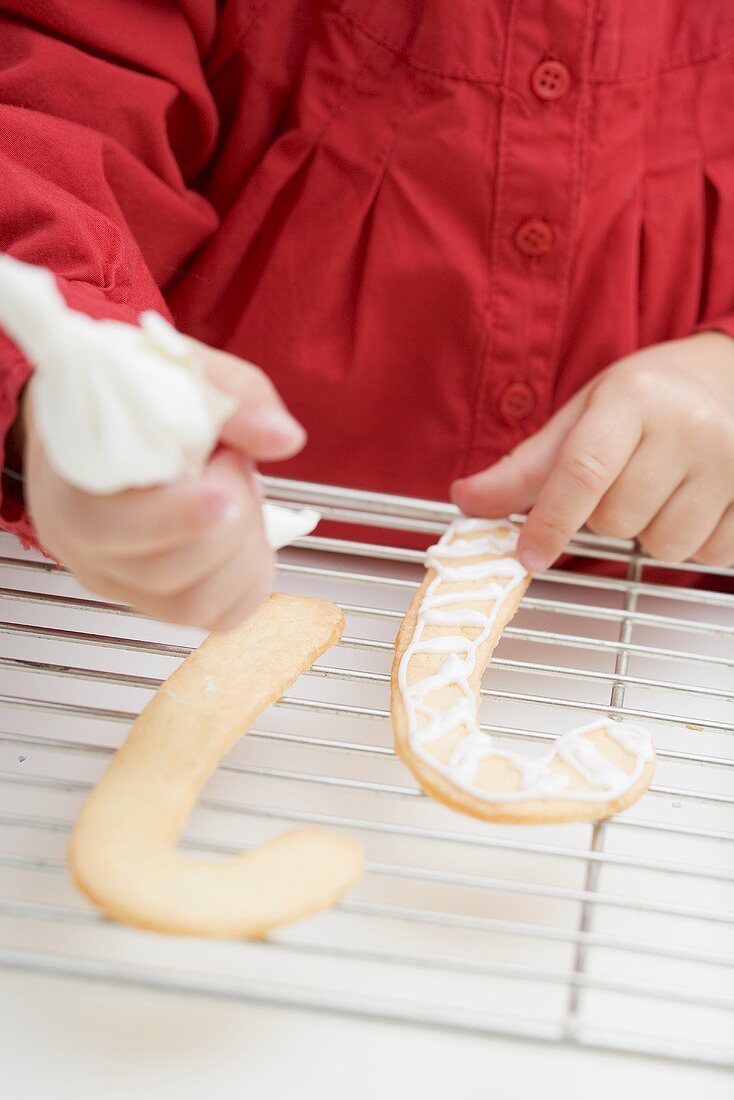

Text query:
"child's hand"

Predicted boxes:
[[452, 332, 734, 570], [24, 344, 306, 631]]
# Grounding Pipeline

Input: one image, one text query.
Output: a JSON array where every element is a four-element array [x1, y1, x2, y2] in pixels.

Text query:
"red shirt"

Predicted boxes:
[[2, 1, 734, 548]]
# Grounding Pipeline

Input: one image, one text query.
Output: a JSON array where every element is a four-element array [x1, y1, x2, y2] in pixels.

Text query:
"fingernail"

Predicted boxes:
[[248, 406, 305, 443], [450, 478, 472, 504], [219, 501, 242, 524], [518, 548, 546, 573], [202, 495, 241, 525]]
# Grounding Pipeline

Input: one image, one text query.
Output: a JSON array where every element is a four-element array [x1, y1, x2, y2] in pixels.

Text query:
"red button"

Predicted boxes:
[[498, 381, 536, 423], [514, 218, 554, 257], [531, 59, 571, 101]]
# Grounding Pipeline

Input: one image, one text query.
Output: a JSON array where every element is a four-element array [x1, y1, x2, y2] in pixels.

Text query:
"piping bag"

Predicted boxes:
[[0, 255, 319, 549]]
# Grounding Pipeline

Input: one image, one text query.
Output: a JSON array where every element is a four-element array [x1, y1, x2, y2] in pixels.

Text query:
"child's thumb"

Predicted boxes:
[[200, 344, 306, 462]]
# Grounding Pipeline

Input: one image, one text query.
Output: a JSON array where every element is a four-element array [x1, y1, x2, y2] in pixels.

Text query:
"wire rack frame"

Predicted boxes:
[[0, 476, 732, 1067]]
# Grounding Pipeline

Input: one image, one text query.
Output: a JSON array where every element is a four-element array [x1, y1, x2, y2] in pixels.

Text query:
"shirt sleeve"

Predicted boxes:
[[0, 1, 220, 547]]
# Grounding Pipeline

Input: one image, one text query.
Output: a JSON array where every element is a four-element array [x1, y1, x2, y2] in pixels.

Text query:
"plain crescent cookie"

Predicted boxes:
[[69, 593, 363, 937], [391, 519, 656, 824]]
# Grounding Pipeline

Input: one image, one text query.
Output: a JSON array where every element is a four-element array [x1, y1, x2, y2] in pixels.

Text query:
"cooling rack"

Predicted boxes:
[[0, 477, 731, 1067]]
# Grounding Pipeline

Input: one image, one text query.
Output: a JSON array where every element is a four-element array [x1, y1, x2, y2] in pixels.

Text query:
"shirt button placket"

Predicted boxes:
[[514, 218, 554, 257], [465, 2, 593, 473], [531, 59, 571, 101], [498, 380, 536, 423]]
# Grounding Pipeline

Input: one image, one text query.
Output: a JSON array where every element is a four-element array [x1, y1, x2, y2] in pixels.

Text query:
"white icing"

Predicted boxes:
[[262, 502, 320, 550], [556, 735, 629, 790], [421, 608, 490, 628], [0, 254, 319, 551], [425, 558, 522, 582], [398, 518, 655, 803]]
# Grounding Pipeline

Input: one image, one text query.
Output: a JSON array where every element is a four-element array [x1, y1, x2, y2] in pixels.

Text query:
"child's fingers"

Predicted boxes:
[[200, 345, 306, 461], [450, 389, 586, 517], [95, 452, 267, 594], [80, 535, 273, 631], [76, 449, 273, 628], [66, 449, 252, 559], [210, 598, 261, 634], [60, 478, 236, 559], [96, 514, 249, 595], [517, 403, 642, 571], [694, 502, 734, 566], [638, 477, 730, 563], [205, 568, 276, 633], [587, 436, 688, 539], [152, 542, 273, 630]]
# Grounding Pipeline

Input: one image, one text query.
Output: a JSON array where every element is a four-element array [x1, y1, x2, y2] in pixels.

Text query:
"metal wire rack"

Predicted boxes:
[[0, 477, 732, 1066]]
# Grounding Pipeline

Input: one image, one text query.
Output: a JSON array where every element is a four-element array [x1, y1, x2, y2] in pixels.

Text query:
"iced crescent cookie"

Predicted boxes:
[[391, 519, 656, 824], [69, 594, 363, 937]]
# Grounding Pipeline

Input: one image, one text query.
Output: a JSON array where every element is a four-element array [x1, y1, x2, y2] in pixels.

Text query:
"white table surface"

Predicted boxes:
[[2, 969, 733, 1100]]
